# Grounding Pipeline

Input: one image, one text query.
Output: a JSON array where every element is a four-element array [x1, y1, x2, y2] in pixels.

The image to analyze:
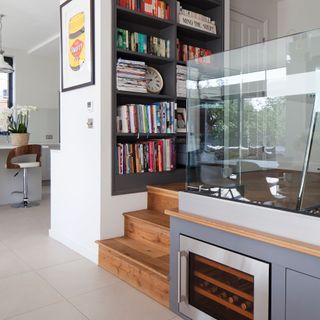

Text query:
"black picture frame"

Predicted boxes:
[[60, 0, 95, 92]]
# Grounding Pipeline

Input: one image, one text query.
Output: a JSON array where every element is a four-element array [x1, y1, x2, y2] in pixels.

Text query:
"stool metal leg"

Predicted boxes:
[[23, 168, 28, 206], [12, 168, 40, 208]]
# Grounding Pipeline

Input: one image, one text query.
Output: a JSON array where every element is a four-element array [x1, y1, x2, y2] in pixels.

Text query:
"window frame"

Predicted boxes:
[[3, 56, 13, 108]]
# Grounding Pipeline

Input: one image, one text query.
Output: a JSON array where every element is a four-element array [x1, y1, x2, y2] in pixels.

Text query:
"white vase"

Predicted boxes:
[[10, 133, 30, 146]]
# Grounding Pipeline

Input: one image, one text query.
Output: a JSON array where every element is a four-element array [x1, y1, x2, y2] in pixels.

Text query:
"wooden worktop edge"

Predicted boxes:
[[165, 209, 320, 258]]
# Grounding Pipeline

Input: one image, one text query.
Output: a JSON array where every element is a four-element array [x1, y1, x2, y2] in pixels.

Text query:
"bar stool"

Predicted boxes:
[[6, 144, 42, 208]]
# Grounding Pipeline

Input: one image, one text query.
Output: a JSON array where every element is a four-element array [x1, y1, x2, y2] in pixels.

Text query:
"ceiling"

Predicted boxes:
[[1, 0, 60, 57]]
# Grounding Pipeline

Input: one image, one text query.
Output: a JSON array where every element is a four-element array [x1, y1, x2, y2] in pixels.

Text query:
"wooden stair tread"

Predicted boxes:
[[147, 183, 185, 198], [97, 237, 169, 279], [124, 209, 170, 229]]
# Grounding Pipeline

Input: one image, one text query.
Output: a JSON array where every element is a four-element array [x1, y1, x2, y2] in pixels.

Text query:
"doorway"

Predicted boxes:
[[230, 10, 267, 49]]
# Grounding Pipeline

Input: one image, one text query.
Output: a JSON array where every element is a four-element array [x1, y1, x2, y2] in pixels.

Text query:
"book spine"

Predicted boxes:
[[148, 141, 153, 172], [156, 104, 161, 133], [148, 104, 152, 133], [135, 144, 140, 173], [139, 143, 145, 172], [152, 104, 157, 133]]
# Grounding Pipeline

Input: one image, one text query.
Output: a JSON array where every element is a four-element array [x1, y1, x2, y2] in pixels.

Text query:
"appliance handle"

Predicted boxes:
[[177, 251, 181, 304], [178, 250, 188, 304]]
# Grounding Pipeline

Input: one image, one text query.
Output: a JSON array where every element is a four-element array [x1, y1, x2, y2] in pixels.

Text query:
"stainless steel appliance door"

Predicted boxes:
[[178, 235, 269, 320]]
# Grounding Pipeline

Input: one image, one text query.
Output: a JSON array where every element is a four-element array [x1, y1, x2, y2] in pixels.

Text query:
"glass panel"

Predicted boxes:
[[189, 253, 254, 320], [186, 28, 320, 215]]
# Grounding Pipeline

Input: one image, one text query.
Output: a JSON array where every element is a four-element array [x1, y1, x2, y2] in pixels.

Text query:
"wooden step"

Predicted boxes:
[[124, 209, 170, 252], [147, 183, 185, 212], [97, 237, 169, 307]]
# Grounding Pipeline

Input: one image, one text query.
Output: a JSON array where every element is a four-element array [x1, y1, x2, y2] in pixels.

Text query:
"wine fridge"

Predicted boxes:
[[178, 236, 270, 320]]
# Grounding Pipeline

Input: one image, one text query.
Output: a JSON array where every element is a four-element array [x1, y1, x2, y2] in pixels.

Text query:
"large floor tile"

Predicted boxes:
[[0, 271, 63, 320], [38, 259, 119, 298], [12, 239, 82, 270], [69, 281, 176, 320], [0, 241, 7, 252], [0, 250, 30, 279], [2, 232, 52, 251], [6, 300, 88, 320]]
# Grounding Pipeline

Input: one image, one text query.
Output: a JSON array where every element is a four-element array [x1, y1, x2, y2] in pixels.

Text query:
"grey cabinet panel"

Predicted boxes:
[[286, 269, 320, 320]]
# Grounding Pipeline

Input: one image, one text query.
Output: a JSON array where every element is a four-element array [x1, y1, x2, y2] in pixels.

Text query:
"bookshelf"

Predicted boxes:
[[112, 0, 225, 195]]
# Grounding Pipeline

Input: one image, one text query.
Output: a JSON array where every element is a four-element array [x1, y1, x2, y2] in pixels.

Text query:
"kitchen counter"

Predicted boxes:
[[168, 199, 320, 320], [165, 208, 320, 258]]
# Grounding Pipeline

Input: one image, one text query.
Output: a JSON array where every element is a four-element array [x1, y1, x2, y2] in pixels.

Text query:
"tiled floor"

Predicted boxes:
[[0, 186, 181, 320]]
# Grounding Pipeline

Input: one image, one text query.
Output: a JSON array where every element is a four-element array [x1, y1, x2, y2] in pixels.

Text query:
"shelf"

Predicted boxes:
[[194, 286, 253, 320], [177, 23, 220, 41], [117, 133, 177, 139], [113, 169, 186, 195], [117, 49, 173, 65], [179, 0, 221, 10], [195, 255, 254, 283], [194, 271, 253, 302], [112, 0, 224, 195], [117, 90, 173, 101], [177, 97, 222, 104], [117, 6, 174, 29]]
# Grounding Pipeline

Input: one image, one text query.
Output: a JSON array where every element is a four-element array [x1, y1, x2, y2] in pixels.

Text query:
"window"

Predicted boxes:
[[0, 56, 13, 109]]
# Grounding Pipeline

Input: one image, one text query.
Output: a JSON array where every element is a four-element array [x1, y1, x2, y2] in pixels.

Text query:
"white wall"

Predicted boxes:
[[277, 0, 320, 37], [6, 48, 60, 144], [230, 0, 320, 42], [50, 0, 147, 263], [230, 0, 278, 40]]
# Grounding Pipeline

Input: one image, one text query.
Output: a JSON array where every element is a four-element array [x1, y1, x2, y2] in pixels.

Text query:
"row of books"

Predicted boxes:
[[117, 139, 176, 174], [117, 0, 171, 20], [117, 28, 170, 58], [177, 39, 212, 63], [117, 102, 176, 134], [177, 1, 217, 35], [117, 59, 147, 93]]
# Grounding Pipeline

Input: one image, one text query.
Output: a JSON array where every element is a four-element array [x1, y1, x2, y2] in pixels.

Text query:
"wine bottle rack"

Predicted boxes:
[[193, 255, 254, 320], [194, 286, 254, 320]]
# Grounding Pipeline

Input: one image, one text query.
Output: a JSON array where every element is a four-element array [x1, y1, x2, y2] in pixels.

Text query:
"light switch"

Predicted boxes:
[[87, 118, 93, 129], [87, 101, 93, 112]]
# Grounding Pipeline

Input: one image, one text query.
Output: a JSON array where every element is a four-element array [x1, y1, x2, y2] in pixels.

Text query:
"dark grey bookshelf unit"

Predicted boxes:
[[112, 0, 225, 195]]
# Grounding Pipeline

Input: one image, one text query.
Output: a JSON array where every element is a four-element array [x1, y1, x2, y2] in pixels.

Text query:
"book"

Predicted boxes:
[[177, 39, 212, 63], [177, 1, 217, 34], [116, 59, 147, 93], [117, 138, 176, 174], [117, 102, 176, 134], [117, 28, 170, 58], [117, 0, 171, 21]]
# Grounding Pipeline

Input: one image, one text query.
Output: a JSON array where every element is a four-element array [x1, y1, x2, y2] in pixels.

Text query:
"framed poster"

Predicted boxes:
[[60, 0, 95, 92]]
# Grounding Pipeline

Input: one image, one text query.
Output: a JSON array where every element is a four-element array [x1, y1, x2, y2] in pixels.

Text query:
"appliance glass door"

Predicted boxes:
[[189, 252, 254, 320], [179, 235, 269, 320]]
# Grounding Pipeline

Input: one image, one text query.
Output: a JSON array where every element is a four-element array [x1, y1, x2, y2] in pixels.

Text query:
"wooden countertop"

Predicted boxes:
[[165, 209, 320, 258]]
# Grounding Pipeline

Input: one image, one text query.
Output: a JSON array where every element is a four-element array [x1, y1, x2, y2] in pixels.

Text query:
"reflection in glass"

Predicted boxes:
[[186, 29, 320, 215]]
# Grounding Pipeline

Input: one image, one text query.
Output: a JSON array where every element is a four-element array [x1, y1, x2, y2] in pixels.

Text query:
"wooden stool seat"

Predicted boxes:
[[12, 162, 40, 169], [6, 144, 42, 208]]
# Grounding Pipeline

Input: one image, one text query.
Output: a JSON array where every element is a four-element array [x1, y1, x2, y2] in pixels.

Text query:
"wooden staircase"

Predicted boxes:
[[97, 183, 184, 307]]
